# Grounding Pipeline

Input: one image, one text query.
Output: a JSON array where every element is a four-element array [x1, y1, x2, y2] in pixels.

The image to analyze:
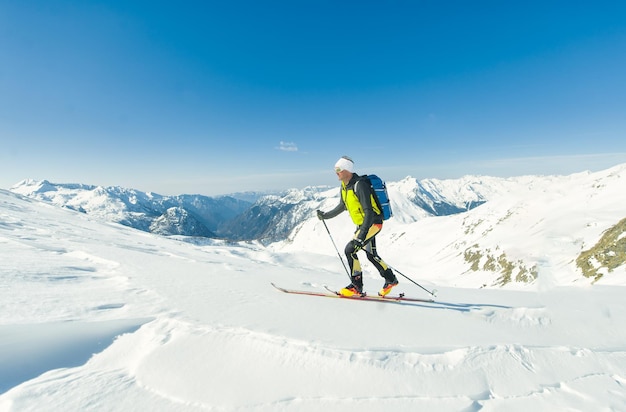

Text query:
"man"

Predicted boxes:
[[317, 156, 398, 297]]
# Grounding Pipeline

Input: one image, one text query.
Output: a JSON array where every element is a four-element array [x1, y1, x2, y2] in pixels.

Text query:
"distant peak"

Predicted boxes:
[[11, 179, 56, 194]]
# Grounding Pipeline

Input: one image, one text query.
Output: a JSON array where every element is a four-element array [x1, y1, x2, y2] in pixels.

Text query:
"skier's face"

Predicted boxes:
[[335, 168, 351, 183]]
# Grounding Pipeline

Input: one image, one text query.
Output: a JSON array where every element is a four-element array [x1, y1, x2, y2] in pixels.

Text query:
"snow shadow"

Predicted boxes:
[[0, 317, 152, 394], [418, 300, 513, 312], [348, 299, 512, 312]]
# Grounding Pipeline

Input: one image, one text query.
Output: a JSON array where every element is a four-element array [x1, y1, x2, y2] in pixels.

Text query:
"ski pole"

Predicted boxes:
[[389, 265, 438, 297], [364, 250, 437, 297], [321, 219, 351, 280]]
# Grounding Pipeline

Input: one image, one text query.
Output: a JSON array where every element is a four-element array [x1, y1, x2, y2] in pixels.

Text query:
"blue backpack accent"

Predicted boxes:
[[362, 174, 392, 220]]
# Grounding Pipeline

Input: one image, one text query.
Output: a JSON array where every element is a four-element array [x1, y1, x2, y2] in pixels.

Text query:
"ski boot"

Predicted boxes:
[[339, 273, 364, 297], [379, 269, 398, 296]]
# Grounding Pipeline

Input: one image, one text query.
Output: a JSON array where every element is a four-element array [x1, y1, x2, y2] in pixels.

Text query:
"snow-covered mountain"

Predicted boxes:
[[149, 207, 216, 237], [274, 164, 626, 288], [9, 175, 498, 242], [10, 179, 251, 238], [9, 163, 626, 288]]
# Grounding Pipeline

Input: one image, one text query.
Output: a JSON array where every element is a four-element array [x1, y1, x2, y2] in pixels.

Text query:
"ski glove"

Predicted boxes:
[[316, 210, 326, 220], [350, 238, 364, 253]]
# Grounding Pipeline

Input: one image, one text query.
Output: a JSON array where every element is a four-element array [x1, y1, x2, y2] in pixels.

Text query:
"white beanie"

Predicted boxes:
[[334, 156, 354, 173]]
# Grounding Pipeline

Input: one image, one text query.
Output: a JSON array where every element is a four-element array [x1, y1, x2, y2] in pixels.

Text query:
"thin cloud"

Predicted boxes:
[[276, 141, 298, 152]]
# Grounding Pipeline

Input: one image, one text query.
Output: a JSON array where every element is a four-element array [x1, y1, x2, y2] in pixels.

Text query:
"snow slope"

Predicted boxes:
[[279, 164, 626, 289], [1, 165, 626, 411]]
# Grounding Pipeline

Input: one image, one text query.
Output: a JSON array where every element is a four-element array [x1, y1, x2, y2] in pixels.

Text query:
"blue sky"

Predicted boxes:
[[2, 1, 626, 196]]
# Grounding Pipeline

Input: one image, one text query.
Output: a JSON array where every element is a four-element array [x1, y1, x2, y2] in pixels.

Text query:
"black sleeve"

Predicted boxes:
[[354, 179, 375, 242]]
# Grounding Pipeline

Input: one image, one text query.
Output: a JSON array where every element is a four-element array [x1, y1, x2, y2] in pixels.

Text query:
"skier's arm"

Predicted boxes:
[[354, 180, 375, 242], [320, 195, 346, 219]]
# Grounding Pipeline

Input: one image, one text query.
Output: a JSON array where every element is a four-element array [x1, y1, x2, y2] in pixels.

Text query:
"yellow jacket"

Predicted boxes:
[[323, 174, 382, 241]]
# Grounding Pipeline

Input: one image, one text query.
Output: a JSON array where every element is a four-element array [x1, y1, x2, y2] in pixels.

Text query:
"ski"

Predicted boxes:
[[271, 283, 435, 303], [323, 285, 435, 303]]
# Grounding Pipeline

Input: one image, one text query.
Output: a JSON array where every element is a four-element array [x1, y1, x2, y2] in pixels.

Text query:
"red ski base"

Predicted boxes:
[[271, 283, 434, 303]]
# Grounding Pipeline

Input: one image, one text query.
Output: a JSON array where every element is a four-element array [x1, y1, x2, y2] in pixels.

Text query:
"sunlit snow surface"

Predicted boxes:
[[2, 166, 626, 411]]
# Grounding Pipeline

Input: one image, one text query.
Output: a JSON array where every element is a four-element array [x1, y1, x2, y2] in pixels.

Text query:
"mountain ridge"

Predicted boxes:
[[9, 164, 626, 288], [10, 174, 495, 241]]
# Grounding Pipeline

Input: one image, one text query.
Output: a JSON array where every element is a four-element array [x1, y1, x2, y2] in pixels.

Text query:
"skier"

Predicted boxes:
[[317, 156, 398, 297]]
